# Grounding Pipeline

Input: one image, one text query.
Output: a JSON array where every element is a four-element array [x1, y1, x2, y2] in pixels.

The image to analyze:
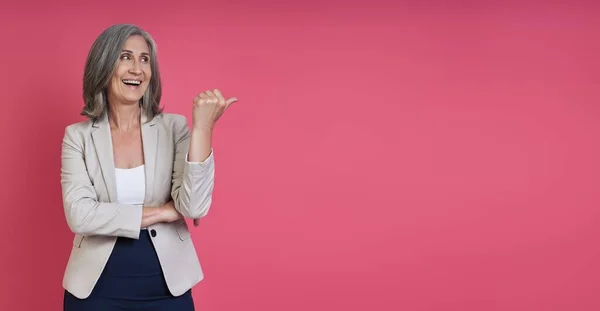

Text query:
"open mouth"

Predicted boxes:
[[122, 79, 142, 88]]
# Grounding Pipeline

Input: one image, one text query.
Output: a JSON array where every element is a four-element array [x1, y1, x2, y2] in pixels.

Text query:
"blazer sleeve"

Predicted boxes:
[[61, 125, 143, 239], [170, 116, 215, 222]]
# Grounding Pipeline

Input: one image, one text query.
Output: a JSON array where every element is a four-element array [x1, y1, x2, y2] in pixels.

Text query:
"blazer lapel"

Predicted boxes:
[[141, 114, 158, 205], [91, 113, 118, 203]]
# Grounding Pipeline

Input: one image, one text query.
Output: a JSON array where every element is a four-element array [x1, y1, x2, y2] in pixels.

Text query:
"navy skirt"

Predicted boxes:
[[64, 229, 194, 311]]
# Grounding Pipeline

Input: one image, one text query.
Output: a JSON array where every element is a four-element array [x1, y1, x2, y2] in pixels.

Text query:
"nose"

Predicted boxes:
[[129, 59, 142, 75]]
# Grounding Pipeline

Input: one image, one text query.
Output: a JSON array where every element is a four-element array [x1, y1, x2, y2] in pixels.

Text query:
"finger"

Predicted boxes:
[[214, 89, 225, 104], [205, 90, 220, 105], [205, 89, 216, 99], [225, 97, 238, 107], [208, 96, 218, 105], [196, 93, 208, 104], [194, 96, 204, 107], [195, 93, 210, 105]]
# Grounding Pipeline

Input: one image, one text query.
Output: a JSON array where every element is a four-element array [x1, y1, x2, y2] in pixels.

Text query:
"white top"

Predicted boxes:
[[115, 165, 146, 206], [115, 165, 146, 229]]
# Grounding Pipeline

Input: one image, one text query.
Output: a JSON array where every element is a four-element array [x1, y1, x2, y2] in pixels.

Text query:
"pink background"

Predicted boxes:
[[0, 1, 599, 310]]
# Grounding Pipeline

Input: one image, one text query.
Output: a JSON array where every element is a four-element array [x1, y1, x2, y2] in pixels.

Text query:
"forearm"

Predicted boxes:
[[64, 199, 143, 238], [170, 117, 216, 219], [188, 128, 212, 163], [171, 152, 215, 219]]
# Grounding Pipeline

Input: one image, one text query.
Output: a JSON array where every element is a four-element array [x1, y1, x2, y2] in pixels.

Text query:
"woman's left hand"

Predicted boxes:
[[160, 201, 183, 223], [192, 89, 238, 131]]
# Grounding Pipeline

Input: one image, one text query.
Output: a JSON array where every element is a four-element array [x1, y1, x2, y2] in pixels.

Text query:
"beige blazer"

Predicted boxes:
[[60, 112, 214, 299]]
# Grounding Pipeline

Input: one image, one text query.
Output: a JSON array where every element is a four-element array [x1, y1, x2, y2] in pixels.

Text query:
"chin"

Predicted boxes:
[[109, 88, 147, 106], [125, 93, 144, 103]]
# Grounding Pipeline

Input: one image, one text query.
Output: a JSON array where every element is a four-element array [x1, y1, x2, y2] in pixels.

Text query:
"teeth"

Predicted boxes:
[[123, 80, 141, 85]]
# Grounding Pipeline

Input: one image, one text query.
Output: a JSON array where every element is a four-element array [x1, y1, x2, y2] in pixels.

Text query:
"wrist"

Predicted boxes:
[[191, 126, 213, 135], [160, 204, 173, 222], [141, 207, 162, 227]]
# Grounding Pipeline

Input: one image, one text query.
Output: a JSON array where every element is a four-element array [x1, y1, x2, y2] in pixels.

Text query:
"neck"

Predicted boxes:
[[108, 102, 141, 132]]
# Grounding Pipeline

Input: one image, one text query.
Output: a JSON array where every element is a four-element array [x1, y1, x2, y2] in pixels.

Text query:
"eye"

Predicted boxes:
[[120, 53, 131, 60], [141, 56, 150, 63]]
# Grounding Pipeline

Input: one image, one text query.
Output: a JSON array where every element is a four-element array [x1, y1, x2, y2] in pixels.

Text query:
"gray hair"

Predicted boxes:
[[81, 24, 163, 121]]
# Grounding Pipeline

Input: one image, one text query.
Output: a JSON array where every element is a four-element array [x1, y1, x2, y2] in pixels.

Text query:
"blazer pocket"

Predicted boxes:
[[176, 222, 191, 241], [73, 234, 84, 248]]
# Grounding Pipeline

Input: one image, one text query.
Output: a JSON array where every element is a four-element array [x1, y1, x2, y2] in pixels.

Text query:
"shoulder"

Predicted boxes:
[[152, 113, 191, 142], [65, 119, 94, 133], [62, 119, 94, 145], [153, 113, 189, 131]]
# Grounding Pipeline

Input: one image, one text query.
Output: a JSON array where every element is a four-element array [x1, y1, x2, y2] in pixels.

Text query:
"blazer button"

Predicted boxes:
[[150, 229, 157, 237]]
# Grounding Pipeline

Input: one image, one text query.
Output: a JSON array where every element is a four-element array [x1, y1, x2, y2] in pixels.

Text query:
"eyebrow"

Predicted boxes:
[[121, 49, 151, 56]]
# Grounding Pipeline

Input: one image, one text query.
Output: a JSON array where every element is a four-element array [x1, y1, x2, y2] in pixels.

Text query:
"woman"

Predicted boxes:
[[60, 24, 237, 310]]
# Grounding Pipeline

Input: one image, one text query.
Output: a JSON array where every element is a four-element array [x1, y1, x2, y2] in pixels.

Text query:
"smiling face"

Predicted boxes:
[[107, 35, 152, 107]]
